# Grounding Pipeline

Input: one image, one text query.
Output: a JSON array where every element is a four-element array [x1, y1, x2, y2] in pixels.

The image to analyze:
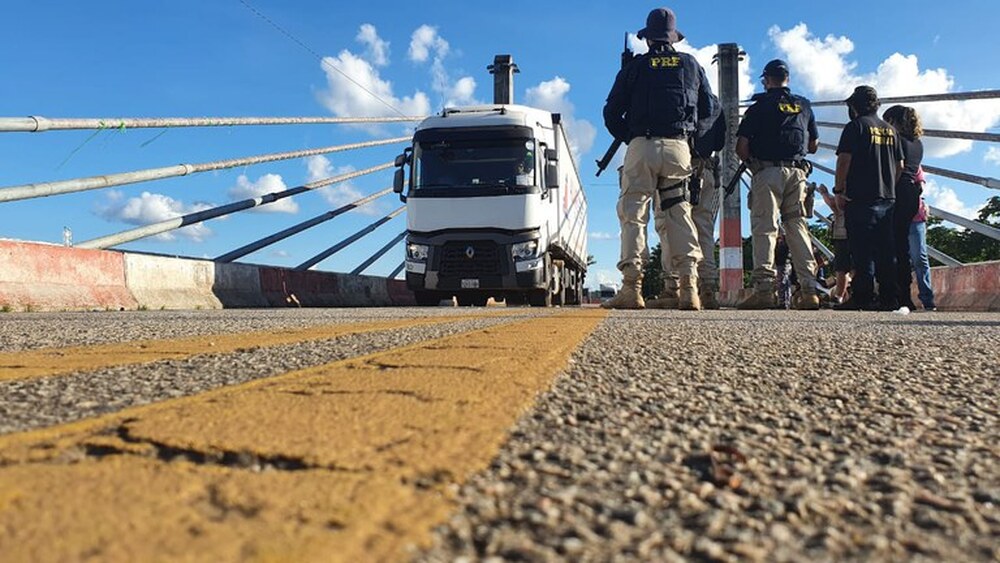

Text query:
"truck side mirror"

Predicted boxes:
[[393, 168, 407, 202], [545, 148, 559, 162], [545, 162, 560, 189], [394, 153, 408, 167]]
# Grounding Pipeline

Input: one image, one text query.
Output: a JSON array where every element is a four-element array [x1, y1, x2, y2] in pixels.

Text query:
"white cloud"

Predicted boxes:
[[525, 76, 596, 158], [626, 35, 753, 101], [356, 23, 389, 67], [590, 231, 617, 241], [307, 156, 381, 216], [923, 178, 981, 219], [768, 23, 1000, 159], [408, 25, 449, 63], [318, 50, 430, 120], [985, 147, 1000, 167], [270, 250, 291, 258], [97, 191, 214, 242], [408, 25, 479, 108], [227, 173, 298, 214]]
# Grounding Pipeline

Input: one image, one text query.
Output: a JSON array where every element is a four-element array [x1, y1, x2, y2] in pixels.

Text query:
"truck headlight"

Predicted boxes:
[[511, 241, 538, 261], [406, 243, 429, 261]]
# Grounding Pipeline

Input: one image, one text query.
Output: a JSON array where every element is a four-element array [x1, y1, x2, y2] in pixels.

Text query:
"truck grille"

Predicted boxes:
[[439, 241, 503, 277]]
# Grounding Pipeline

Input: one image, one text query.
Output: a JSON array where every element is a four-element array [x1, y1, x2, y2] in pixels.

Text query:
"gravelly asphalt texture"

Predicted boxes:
[[0, 315, 528, 435], [0, 307, 486, 352], [421, 310, 1000, 562]]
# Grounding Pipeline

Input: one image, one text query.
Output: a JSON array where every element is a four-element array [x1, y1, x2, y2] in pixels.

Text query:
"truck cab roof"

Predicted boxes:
[[415, 104, 556, 133]]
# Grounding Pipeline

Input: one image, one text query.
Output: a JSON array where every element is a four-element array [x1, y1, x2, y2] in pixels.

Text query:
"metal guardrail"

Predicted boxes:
[[740, 89, 1000, 108], [816, 121, 1000, 144], [0, 115, 426, 133], [815, 142, 1000, 191]]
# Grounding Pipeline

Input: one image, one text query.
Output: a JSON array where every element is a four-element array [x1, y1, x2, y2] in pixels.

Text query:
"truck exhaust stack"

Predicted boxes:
[[488, 54, 519, 105]]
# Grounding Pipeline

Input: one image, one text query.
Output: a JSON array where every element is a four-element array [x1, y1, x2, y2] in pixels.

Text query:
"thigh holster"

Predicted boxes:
[[658, 177, 690, 211]]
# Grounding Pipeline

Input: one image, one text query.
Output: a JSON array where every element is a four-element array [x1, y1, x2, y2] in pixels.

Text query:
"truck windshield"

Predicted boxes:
[[413, 139, 536, 190]]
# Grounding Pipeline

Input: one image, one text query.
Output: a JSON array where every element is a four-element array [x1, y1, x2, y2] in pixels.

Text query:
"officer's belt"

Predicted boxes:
[[632, 132, 687, 141], [749, 159, 809, 173]]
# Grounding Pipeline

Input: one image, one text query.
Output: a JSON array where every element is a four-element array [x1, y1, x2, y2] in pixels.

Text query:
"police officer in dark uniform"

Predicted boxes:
[[736, 59, 820, 310], [601, 7, 718, 310], [834, 85, 904, 311]]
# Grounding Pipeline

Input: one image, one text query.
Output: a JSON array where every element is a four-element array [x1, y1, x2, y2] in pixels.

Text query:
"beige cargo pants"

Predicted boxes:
[[616, 137, 701, 280], [659, 157, 720, 293], [749, 165, 817, 292]]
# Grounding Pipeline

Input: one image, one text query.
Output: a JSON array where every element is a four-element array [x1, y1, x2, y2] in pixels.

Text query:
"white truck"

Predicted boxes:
[[392, 56, 588, 307]]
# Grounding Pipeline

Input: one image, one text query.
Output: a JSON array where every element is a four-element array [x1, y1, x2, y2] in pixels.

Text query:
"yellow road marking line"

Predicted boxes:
[[0, 312, 528, 382], [0, 310, 606, 562]]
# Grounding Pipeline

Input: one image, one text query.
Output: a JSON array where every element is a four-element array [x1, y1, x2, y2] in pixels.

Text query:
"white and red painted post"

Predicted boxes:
[[716, 43, 745, 302]]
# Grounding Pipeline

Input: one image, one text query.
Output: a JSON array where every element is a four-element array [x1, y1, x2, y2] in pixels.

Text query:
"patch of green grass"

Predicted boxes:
[[137, 304, 149, 311], [0, 303, 11, 313]]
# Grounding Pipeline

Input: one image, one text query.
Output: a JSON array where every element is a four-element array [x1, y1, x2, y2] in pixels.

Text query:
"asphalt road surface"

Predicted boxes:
[[0, 307, 996, 562]]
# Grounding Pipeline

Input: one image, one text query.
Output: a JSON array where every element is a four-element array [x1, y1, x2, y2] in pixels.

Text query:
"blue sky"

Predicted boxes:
[[2, 1, 998, 287]]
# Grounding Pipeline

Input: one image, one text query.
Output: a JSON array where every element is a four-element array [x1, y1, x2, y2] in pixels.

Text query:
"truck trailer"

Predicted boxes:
[[392, 55, 588, 307]]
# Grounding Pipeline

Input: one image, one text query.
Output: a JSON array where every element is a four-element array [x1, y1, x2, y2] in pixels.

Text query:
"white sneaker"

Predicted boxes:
[[893, 306, 911, 315]]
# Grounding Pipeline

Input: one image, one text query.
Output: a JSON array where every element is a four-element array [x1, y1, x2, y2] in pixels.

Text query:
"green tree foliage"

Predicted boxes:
[[641, 244, 664, 298], [926, 196, 1000, 265]]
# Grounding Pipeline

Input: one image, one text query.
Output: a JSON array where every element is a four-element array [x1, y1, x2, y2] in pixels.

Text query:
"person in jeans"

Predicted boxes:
[[817, 183, 851, 303], [883, 105, 924, 310], [909, 196, 937, 310], [833, 86, 904, 311]]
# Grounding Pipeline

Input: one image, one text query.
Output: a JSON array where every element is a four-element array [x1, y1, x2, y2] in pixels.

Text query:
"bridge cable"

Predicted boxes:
[[0, 137, 407, 203], [75, 164, 393, 250], [216, 187, 394, 262], [351, 231, 406, 275], [296, 207, 405, 271]]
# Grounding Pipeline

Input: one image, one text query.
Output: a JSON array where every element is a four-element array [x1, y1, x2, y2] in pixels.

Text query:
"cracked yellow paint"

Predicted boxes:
[[0, 314, 494, 382], [0, 309, 606, 562]]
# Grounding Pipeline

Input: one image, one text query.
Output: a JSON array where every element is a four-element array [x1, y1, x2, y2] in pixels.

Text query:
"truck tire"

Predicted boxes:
[[414, 291, 441, 306], [528, 289, 552, 307]]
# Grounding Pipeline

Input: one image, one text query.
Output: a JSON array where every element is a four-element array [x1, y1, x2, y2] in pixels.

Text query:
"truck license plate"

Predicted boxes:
[[461, 279, 480, 289]]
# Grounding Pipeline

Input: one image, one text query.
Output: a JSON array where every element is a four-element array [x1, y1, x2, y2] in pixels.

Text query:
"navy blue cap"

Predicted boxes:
[[845, 85, 879, 106], [637, 8, 685, 44], [761, 59, 790, 77]]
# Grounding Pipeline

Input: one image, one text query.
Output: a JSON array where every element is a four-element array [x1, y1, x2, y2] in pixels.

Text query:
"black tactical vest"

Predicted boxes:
[[624, 45, 702, 139]]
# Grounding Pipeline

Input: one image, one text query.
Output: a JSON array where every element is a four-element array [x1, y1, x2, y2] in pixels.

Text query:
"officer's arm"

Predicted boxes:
[[807, 107, 819, 154], [603, 69, 630, 143], [736, 137, 751, 162], [834, 153, 851, 195]]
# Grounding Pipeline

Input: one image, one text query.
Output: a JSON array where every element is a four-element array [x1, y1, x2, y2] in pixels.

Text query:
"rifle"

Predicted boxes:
[[595, 34, 635, 177], [724, 162, 748, 197]]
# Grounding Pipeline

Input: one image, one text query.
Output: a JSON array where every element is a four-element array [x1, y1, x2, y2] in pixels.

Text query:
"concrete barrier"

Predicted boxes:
[[931, 261, 1000, 312], [124, 254, 223, 310], [213, 262, 270, 308], [0, 240, 136, 311], [387, 279, 417, 306], [257, 268, 396, 307]]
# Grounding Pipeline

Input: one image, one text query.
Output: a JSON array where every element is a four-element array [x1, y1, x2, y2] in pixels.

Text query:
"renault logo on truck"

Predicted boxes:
[[465, 246, 476, 259]]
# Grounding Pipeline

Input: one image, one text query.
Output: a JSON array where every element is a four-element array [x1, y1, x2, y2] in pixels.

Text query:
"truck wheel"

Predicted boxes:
[[414, 291, 441, 306], [528, 289, 552, 307]]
